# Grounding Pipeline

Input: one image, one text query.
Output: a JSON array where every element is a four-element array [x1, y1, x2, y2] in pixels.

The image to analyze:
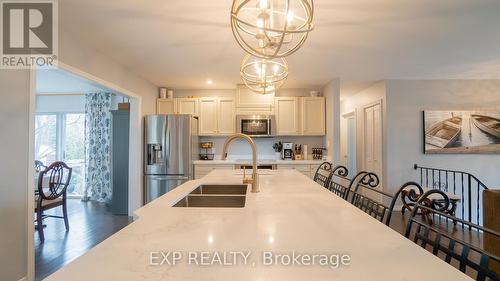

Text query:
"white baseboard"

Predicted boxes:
[[18, 277, 27, 281]]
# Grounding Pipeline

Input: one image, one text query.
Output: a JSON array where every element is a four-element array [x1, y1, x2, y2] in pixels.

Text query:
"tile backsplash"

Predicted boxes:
[[199, 136, 325, 160]]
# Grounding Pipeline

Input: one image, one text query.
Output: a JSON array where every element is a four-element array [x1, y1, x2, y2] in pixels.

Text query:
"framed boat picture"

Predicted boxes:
[[423, 111, 500, 154]]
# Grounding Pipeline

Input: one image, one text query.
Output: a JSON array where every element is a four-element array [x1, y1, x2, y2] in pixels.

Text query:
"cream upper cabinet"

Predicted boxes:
[[301, 97, 325, 136], [199, 97, 235, 136], [199, 98, 218, 135], [235, 85, 274, 113], [157, 99, 176, 114], [177, 98, 199, 116], [217, 97, 235, 135], [275, 97, 300, 135]]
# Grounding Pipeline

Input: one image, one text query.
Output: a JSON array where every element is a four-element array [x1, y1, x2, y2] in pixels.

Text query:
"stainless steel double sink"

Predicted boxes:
[[173, 184, 247, 208]]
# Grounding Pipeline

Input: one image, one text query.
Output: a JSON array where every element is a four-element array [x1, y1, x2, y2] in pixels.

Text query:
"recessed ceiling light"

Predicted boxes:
[[206, 79, 213, 85]]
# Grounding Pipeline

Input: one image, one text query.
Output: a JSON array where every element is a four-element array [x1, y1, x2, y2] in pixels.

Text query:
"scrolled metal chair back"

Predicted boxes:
[[405, 190, 500, 281], [385, 181, 424, 226], [37, 161, 72, 201], [356, 172, 380, 190], [348, 172, 390, 222], [313, 161, 333, 188], [326, 165, 352, 199]]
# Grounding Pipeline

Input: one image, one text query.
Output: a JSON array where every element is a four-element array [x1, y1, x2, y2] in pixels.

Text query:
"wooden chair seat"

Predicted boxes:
[[35, 195, 63, 209], [35, 161, 72, 242]]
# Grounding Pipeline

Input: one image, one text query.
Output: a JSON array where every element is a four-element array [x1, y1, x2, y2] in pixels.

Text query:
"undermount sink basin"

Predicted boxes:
[[173, 184, 247, 208], [189, 184, 247, 195], [172, 195, 246, 208]]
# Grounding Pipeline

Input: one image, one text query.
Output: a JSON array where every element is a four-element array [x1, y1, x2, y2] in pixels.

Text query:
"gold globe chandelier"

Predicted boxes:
[[240, 54, 288, 94], [231, 0, 314, 59]]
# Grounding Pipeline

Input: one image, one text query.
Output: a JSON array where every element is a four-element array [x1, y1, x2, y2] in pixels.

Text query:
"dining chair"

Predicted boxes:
[[347, 173, 425, 226], [35, 161, 72, 242], [313, 162, 333, 188], [34, 160, 47, 173], [348, 172, 388, 220], [405, 190, 500, 281], [325, 165, 353, 199]]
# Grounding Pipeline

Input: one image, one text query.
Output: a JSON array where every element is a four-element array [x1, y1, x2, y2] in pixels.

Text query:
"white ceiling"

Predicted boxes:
[[59, 0, 500, 90], [36, 68, 109, 93]]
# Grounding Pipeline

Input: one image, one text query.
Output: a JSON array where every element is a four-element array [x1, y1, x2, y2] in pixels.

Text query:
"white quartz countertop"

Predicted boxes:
[[194, 159, 326, 165], [45, 170, 471, 281]]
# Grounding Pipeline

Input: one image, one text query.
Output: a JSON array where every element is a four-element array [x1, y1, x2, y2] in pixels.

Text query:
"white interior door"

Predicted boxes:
[[363, 102, 383, 192], [341, 114, 357, 175]]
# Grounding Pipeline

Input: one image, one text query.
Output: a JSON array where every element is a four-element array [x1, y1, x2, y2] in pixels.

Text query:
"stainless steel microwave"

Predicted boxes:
[[236, 115, 276, 137]]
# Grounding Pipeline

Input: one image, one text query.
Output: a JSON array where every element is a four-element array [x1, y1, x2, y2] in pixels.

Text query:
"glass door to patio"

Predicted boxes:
[[35, 113, 86, 197]]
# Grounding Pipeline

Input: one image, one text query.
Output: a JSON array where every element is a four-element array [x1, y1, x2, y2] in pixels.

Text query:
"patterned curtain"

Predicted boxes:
[[84, 93, 112, 202]]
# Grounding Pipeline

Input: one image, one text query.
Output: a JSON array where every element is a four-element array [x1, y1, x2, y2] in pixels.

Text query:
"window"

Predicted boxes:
[[35, 114, 57, 165], [35, 113, 86, 197]]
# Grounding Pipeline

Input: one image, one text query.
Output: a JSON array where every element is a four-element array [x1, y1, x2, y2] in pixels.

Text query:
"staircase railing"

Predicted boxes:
[[413, 164, 489, 226]]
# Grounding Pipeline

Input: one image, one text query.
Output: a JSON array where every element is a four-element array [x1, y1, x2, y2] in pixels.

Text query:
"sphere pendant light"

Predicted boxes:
[[240, 54, 288, 94], [231, 0, 314, 59]]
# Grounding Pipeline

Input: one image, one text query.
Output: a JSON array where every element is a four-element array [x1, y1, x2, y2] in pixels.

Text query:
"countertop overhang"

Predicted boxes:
[[46, 170, 472, 281]]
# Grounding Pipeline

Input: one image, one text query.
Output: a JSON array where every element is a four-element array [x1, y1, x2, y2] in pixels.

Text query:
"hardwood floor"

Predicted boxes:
[[35, 199, 132, 281]]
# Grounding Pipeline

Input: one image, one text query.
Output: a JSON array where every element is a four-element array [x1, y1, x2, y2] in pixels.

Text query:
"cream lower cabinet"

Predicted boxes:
[[275, 97, 325, 136], [194, 164, 234, 179], [275, 97, 300, 135], [199, 97, 235, 136]]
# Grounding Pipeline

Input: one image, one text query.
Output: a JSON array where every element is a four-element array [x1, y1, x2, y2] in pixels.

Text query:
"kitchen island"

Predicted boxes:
[[45, 170, 472, 281]]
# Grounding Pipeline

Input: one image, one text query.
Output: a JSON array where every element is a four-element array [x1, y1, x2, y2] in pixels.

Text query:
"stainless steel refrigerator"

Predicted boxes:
[[144, 115, 198, 204]]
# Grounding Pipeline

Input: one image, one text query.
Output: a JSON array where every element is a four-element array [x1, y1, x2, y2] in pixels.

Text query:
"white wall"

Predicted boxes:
[[385, 80, 500, 192], [0, 70, 30, 281], [59, 30, 158, 115], [35, 95, 85, 113], [0, 29, 158, 281], [341, 81, 387, 188], [322, 79, 341, 163]]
